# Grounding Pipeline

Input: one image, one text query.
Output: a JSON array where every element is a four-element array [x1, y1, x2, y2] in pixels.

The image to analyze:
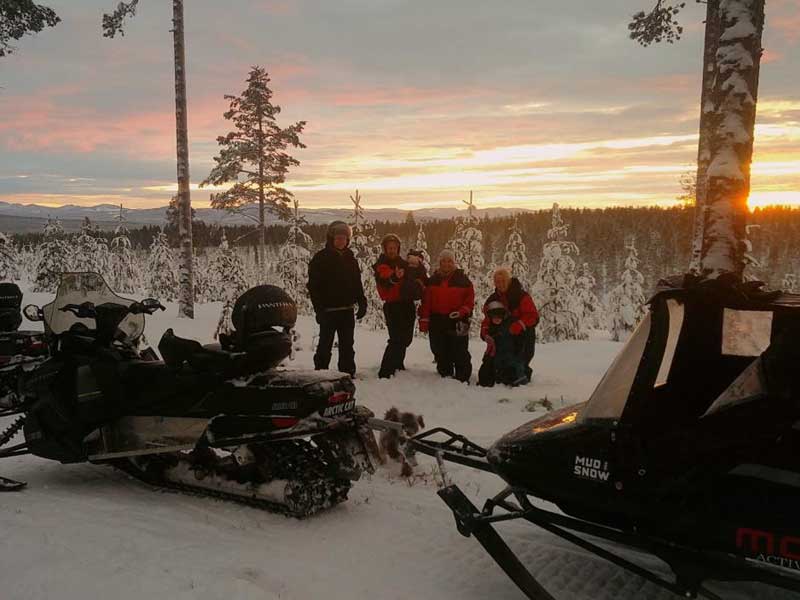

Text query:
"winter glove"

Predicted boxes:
[[418, 319, 429, 333], [484, 335, 496, 357], [356, 298, 368, 320], [509, 320, 526, 335]]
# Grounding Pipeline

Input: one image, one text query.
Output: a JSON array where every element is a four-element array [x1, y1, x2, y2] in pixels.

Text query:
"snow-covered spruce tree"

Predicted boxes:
[[349, 190, 383, 329], [531, 203, 583, 342], [201, 66, 306, 279], [0, 232, 19, 281], [700, 0, 765, 279], [209, 230, 249, 339], [34, 218, 71, 293], [608, 241, 648, 342], [72, 217, 111, 276], [575, 262, 602, 333], [447, 194, 488, 335], [414, 223, 431, 272], [502, 217, 529, 283], [109, 206, 141, 293], [146, 229, 178, 302], [278, 198, 313, 314]]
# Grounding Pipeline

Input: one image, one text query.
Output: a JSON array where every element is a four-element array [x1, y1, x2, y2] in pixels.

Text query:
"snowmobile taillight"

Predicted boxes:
[[328, 391, 351, 405], [272, 417, 299, 429]]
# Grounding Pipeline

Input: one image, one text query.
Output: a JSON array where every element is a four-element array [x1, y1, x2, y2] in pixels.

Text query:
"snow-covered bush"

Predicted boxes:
[[781, 273, 796, 293], [210, 230, 249, 338], [575, 263, 602, 333], [109, 211, 141, 293], [350, 190, 383, 330], [531, 204, 583, 342], [0, 232, 19, 281], [607, 241, 647, 341], [502, 217, 529, 284], [72, 217, 111, 276], [278, 199, 314, 314], [414, 223, 431, 272]]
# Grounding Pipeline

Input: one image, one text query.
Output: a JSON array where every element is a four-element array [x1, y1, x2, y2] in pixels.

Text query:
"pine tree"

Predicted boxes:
[[278, 198, 314, 313], [348, 190, 382, 329], [608, 240, 648, 341], [0, 232, 19, 281], [146, 229, 178, 301], [209, 230, 248, 339], [109, 206, 141, 293], [33, 218, 71, 293], [201, 66, 306, 278], [502, 217, 529, 283], [575, 262, 602, 333], [531, 203, 583, 342]]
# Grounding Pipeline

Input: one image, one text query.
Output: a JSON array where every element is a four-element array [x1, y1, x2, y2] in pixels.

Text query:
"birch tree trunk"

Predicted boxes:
[[700, 0, 765, 280], [689, 0, 720, 274], [172, 0, 194, 317]]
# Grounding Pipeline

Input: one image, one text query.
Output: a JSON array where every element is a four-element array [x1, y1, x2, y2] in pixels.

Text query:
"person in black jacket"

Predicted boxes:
[[307, 221, 367, 376]]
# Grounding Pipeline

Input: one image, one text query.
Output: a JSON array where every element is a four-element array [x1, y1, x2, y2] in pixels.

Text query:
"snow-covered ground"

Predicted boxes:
[[0, 294, 793, 600]]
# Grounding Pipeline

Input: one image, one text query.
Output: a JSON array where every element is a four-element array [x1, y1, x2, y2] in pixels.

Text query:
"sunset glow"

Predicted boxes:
[[0, 1, 797, 213]]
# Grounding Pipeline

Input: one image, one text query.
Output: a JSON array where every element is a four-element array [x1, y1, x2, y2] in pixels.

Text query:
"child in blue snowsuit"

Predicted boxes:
[[479, 300, 527, 387]]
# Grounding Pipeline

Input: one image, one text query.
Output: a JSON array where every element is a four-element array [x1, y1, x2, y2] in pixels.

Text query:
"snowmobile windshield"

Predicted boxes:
[[703, 357, 766, 416], [42, 273, 144, 341], [581, 313, 652, 422]]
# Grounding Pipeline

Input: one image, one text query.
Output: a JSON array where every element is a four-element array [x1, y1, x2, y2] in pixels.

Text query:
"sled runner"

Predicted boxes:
[[411, 275, 800, 599], [0, 273, 383, 516]]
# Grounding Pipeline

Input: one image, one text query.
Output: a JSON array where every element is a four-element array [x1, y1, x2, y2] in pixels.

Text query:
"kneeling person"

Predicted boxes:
[[478, 301, 527, 387]]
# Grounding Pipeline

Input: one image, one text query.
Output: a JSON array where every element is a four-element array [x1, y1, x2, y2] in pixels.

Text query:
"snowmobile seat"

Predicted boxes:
[[158, 329, 288, 379]]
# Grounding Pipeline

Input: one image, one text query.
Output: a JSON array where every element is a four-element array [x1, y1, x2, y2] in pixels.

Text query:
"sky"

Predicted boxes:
[[0, 0, 798, 212]]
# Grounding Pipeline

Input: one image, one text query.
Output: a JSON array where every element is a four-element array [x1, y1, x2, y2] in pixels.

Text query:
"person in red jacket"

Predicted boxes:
[[478, 267, 539, 386], [373, 233, 420, 378], [419, 249, 474, 382]]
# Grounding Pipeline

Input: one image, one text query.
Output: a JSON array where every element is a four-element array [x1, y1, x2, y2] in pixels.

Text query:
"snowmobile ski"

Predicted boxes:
[[0, 475, 26, 491]]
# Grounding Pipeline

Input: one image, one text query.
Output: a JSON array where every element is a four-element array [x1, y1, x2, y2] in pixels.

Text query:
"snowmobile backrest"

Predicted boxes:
[[159, 328, 205, 368], [0, 282, 23, 332]]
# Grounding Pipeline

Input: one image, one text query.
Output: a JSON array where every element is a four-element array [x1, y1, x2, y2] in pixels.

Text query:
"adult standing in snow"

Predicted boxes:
[[307, 221, 367, 377], [419, 249, 474, 382], [479, 267, 539, 385], [373, 234, 426, 378]]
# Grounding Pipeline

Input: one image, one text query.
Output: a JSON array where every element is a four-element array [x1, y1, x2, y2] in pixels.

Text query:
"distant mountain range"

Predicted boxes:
[[0, 201, 532, 232]]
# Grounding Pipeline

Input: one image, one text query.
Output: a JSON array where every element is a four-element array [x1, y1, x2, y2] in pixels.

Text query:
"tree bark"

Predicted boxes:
[[700, 0, 765, 280], [689, 0, 720, 274], [172, 0, 194, 317]]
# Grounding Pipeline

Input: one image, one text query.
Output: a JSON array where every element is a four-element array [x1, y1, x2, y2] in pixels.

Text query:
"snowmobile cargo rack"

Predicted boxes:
[[409, 431, 800, 600]]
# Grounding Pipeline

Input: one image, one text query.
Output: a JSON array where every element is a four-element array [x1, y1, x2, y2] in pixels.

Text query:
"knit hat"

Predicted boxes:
[[407, 249, 425, 260], [381, 233, 401, 251]]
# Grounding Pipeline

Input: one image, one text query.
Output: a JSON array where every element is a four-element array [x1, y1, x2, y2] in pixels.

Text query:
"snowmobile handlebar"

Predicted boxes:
[[59, 299, 166, 319]]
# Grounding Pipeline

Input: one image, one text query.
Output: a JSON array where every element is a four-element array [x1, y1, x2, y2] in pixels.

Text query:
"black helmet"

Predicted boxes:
[[486, 300, 508, 320], [232, 285, 297, 340], [0, 283, 22, 332], [326, 221, 352, 244]]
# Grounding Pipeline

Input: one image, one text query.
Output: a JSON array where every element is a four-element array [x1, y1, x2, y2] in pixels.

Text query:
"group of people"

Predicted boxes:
[[307, 220, 539, 387]]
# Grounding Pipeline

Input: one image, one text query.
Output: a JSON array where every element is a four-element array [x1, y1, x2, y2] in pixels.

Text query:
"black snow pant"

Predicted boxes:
[[428, 315, 472, 383], [378, 301, 416, 379], [314, 309, 356, 376], [478, 329, 536, 387], [521, 328, 536, 381]]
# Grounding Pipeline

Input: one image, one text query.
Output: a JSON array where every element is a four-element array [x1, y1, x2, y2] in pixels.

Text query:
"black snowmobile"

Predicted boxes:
[[0, 272, 377, 515], [411, 275, 800, 599], [0, 282, 48, 417]]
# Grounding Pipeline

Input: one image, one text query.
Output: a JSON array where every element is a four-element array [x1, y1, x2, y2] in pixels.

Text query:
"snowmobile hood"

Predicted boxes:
[[487, 403, 586, 465]]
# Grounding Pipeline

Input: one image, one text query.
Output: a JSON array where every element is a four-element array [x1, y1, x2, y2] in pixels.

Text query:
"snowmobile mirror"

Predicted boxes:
[[141, 298, 165, 312], [23, 304, 43, 322]]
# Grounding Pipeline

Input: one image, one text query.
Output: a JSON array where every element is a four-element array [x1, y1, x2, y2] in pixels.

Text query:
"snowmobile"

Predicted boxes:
[[0, 282, 48, 417], [0, 272, 378, 515], [410, 275, 800, 599]]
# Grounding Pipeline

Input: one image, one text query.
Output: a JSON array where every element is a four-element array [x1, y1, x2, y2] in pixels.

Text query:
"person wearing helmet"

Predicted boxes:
[[478, 300, 527, 387], [307, 221, 367, 377], [418, 249, 474, 382], [373, 234, 427, 378], [478, 267, 539, 386]]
